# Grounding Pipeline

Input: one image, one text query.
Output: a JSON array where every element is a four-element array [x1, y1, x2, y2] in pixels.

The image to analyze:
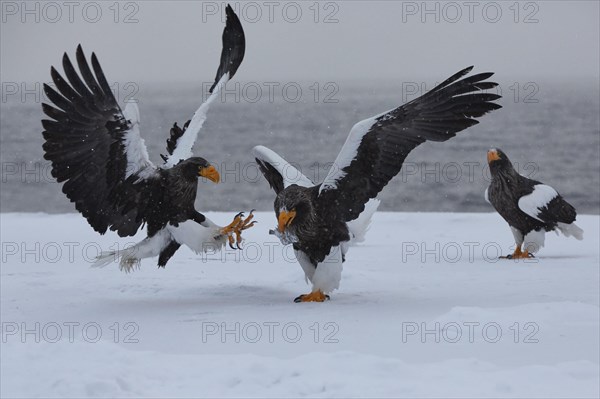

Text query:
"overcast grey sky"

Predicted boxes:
[[1, 1, 599, 84]]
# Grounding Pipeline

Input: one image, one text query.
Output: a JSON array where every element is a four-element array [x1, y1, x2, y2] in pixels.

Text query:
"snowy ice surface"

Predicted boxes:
[[1, 212, 598, 398]]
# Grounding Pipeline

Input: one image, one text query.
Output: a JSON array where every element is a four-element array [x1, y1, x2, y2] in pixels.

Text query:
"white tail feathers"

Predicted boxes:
[[89, 222, 229, 273], [92, 249, 142, 273], [557, 222, 584, 241], [347, 199, 380, 244], [91, 230, 171, 272], [92, 251, 119, 268]]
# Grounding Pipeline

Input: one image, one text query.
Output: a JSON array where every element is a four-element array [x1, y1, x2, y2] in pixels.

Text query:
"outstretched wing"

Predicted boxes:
[[210, 4, 245, 93], [160, 120, 190, 162], [163, 4, 245, 168], [518, 184, 577, 225], [253, 145, 315, 194], [318, 66, 501, 222], [42, 45, 158, 237]]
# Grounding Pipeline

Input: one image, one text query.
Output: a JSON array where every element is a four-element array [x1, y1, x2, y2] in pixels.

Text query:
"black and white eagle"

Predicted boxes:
[[254, 66, 502, 302], [485, 148, 583, 259], [42, 5, 254, 272]]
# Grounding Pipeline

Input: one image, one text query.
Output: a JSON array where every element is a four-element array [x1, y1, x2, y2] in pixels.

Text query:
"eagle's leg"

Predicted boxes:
[[499, 227, 534, 259], [191, 211, 207, 225], [500, 245, 535, 259], [158, 240, 181, 268], [294, 290, 330, 303], [294, 246, 341, 303], [220, 210, 257, 249], [227, 234, 236, 249], [509, 249, 535, 259], [234, 210, 257, 248], [500, 245, 522, 259], [220, 212, 245, 235]]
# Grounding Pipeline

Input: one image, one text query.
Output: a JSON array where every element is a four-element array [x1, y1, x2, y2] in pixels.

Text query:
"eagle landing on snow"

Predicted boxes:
[[485, 148, 583, 259], [42, 5, 254, 271], [255, 66, 502, 302]]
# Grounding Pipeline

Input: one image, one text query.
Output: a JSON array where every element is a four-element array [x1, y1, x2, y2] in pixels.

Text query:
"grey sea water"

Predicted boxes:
[[1, 79, 599, 215]]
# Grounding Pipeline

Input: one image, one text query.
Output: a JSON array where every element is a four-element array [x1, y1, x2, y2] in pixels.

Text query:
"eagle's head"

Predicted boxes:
[[179, 157, 220, 183], [274, 185, 315, 234], [487, 148, 514, 176]]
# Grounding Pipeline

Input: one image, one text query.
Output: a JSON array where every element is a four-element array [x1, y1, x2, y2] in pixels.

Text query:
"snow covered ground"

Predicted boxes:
[[1, 211, 598, 398]]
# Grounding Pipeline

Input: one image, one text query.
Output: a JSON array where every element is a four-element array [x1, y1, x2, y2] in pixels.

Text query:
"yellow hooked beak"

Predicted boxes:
[[278, 209, 296, 232], [487, 149, 500, 164], [199, 165, 220, 183]]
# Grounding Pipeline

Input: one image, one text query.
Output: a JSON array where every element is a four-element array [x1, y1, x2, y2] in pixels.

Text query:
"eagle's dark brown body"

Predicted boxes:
[[486, 148, 582, 257], [274, 185, 351, 265], [256, 66, 502, 301]]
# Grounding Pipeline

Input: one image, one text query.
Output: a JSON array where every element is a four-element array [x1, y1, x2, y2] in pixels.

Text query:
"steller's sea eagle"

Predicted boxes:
[[485, 148, 583, 259], [254, 66, 502, 302], [42, 5, 254, 272]]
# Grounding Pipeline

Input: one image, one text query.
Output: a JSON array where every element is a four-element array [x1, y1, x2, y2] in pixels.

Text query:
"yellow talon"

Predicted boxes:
[[221, 210, 257, 250], [228, 234, 236, 249], [220, 212, 244, 236], [500, 246, 535, 260], [294, 290, 330, 303]]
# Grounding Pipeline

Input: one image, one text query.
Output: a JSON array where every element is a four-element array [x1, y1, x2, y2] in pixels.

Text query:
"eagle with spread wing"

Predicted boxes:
[[42, 5, 255, 272], [254, 67, 502, 302]]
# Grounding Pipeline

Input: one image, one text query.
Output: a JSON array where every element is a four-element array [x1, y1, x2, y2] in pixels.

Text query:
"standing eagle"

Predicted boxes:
[[485, 148, 584, 258], [254, 66, 502, 302], [42, 5, 255, 272]]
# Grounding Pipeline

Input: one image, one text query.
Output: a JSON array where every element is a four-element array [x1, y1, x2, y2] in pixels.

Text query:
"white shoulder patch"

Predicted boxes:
[[319, 116, 377, 194], [518, 184, 559, 221], [122, 101, 154, 179], [164, 73, 230, 169], [319, 106, 398, 194], [484, 187, 490, 204]]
